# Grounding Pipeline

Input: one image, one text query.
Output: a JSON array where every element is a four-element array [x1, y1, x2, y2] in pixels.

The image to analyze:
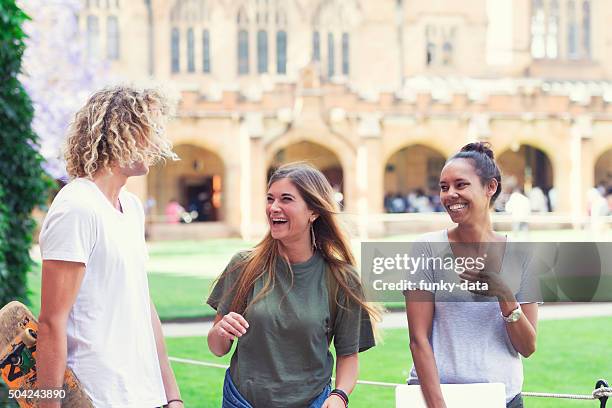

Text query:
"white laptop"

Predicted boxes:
[[396, 383, 506, 408]]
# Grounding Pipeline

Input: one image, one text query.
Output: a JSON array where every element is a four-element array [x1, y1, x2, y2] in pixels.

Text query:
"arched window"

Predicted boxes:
[[171, 1, 211, 74], [582, 0, 591, 58], [187, 28, 195, 72], [425, 26, 435, 65], [86, 15, 99, 60], [238, 29, 249, 75], [203, 29, 211, 73], [530, 0, 546, 58], [106, 15, 119, 60], [546, 0, 559, 58], [341, 32, 349, 75], [276, 30, 287, 74], [442, 41, 453, 65], [237, 6, 249, 75], [567, 0, 578, 58], [327, 32, 335, 77], [313, 31, 320, 61], [257, 30, 268, 73], [171, 28, 180, 73]]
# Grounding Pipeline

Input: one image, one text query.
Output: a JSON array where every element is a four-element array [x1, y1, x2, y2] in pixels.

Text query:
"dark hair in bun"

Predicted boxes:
[[448, 142, 502, 205]]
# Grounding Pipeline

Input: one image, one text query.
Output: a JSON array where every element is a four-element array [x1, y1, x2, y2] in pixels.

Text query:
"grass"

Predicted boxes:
[[24, 229, 612, 320], [25, 264, 218, 321], [18, 234, 612, 408], [166, 317, 612, 408]]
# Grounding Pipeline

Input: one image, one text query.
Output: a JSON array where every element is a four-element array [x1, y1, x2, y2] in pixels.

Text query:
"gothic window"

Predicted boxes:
[[237, 6, 249, 75], [425, 25, 454, 67], [203, 29, 211, 73], [567, 0, 579, 58], [171, 28, 180, 73], [442, 41, 453, 66], [327, 32, 335, 77], [313, 0, 358, 79], [106, 16, 119, 60], [86, 15, 99, 60], [277, 30, 287, 74], [582, 0, 591, 57], [238, 29, 249, 75], [426, 25, 436, 66], [187, 27, 195, 72], [531, 0, 546, 58], [257, 29, 268, 73], [313, 31, 320, 62], [275, 7, 287, 75], [341, 32, 350, 75], [546, 0, 559, 58], [170, 1, 212, 74], [532, 0, 590, 60]]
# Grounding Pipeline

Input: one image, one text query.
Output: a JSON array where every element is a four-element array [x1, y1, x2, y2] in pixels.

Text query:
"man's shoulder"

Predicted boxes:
[[49, 182, 97, 216]]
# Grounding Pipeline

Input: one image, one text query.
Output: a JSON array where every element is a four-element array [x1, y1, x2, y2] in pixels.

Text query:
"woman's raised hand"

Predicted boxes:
[[214, 312, 250, 341]]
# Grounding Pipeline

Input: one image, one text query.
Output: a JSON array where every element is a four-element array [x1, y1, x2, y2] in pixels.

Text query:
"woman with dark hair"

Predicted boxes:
[[405, 142, 539, 408], [207, 162, 379, 408]]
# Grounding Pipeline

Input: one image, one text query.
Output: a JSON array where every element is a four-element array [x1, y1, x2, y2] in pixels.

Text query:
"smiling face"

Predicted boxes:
[[266, 178, 316, 244], [439, 158, 497, 224]]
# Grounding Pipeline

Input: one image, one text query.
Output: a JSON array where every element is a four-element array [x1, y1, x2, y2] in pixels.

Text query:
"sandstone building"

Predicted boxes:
[[77, 0, 611, 237]]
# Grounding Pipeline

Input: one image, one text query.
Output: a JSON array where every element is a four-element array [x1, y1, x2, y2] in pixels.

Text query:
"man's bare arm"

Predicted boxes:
[[150, 298, 183, 407], [37, 260, 85, 408]]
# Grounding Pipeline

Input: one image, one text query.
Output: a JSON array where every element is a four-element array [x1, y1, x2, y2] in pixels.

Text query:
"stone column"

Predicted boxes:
[[358, 113, 385, 238], [242, 113, 268, 240]]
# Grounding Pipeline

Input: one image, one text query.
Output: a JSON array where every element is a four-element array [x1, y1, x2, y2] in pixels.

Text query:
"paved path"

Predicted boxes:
[[162, 302, 612, 338]]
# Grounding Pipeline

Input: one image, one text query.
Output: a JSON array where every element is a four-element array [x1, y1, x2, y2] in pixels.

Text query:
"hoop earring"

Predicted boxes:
[[310, 222, 317, 249]]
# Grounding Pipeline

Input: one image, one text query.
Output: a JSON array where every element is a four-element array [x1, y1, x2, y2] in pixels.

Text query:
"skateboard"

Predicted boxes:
[[0, 301, 93, 407]]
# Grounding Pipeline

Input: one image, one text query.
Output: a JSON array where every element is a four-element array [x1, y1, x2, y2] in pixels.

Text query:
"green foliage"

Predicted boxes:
[[0, 2, 49, 404], [0, 1, 51, 305]]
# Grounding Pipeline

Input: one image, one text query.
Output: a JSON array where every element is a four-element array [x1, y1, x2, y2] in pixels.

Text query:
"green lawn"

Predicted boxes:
[[167, 317, 612, 408], [25, 230, 612, 320]]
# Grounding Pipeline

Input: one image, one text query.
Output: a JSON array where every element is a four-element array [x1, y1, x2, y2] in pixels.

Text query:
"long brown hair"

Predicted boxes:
[[222, 162, 380, 322]]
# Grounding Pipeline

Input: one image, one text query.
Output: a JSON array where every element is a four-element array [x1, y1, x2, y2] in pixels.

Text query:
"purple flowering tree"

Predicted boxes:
[[20, 0, 112, 181]]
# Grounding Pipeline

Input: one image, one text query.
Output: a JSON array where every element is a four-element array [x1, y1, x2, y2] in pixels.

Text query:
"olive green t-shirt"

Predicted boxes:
[[207, 251, 375, 408]]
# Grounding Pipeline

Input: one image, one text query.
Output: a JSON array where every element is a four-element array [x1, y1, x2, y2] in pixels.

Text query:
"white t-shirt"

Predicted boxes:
[[39, 178, 166, 408]]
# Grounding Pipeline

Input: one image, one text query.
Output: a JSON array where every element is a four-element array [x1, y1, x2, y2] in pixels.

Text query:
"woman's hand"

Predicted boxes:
[[321, 394, 347, 408], [213, 312, 249, 341], [459, 269, 514, 301]]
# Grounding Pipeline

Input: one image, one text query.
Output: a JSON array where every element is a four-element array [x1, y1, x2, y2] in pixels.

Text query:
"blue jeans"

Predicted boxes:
[[308, 383, 331, 408], [222, 369, 331, 408]]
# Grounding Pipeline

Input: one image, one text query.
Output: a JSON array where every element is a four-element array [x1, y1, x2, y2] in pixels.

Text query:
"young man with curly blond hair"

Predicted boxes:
[[37, 86, 183, 408]]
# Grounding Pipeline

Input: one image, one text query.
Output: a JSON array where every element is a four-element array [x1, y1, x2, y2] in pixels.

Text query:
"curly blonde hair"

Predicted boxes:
[[64, 86, 177, 179]]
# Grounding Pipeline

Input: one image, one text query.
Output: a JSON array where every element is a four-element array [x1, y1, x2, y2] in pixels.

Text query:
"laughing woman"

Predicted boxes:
[[405, 142, 539, 408], [207, 163, 378, 408]]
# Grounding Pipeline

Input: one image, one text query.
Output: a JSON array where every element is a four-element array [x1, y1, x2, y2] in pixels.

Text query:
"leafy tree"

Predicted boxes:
[[0, 1, 50, 304]]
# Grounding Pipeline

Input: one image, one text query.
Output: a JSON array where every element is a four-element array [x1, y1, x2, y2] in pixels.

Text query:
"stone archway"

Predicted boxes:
[[383, 144, 446, 213], [267, 141, 345, 206], [498, 144, 554, 212], [594, 148, 612, 190], [147, 143, 225, 222]]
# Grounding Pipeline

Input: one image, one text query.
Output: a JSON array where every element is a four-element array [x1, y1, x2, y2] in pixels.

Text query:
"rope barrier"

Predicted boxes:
[[168, 357, 399, 388], [168, 357, 609, 405]]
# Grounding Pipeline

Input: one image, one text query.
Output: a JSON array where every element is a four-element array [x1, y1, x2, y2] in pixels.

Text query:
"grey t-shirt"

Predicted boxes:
[[405, 230, 537, 403], [207, 251, 375, 408]]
